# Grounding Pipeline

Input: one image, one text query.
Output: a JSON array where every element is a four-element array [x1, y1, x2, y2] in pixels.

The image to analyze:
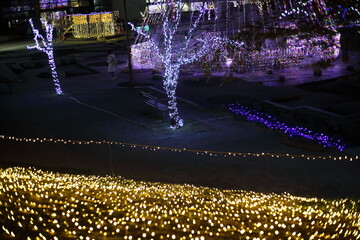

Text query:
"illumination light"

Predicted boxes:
[[0, 134, 357, 162], [131, 0, 223, 129], [72, 12, 116, 39], [136, 0, 342, 73], [0, 167, 359, 239], [228, 103, 346, 151], [27, 18, 63, 95]]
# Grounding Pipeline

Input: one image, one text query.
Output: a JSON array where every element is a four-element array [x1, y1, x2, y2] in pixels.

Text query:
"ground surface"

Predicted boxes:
[[0, 37, 359, 199]]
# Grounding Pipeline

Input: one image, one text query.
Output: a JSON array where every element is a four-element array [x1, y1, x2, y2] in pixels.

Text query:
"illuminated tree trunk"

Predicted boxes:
[[28, 18, 63, 95], [163, 66, 183, 129], [47, 48, 62, 94], [129, 0, 222, 129]]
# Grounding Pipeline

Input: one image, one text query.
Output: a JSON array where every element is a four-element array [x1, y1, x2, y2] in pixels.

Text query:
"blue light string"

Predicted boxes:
[[228, 103, 345, 151]]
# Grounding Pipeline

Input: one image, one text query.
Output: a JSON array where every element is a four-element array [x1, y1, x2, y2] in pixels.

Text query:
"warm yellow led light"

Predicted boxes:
[[0, 134, 357, 162], [0, 167, 359, 239], [72, 12, 116, 38]]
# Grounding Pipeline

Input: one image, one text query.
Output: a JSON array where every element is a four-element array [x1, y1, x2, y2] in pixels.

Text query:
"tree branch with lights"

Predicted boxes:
[[27, 18, 63, 95], [130, 0, 223, 129]]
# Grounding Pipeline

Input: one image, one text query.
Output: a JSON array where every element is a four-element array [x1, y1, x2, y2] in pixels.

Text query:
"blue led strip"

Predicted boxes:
[[228, 103, 345, 151]]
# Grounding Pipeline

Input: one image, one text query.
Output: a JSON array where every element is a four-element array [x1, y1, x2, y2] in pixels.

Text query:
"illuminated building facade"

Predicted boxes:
[[0, 0, 112, 37]]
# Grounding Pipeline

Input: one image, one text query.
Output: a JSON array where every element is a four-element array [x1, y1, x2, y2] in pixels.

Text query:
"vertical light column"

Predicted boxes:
[[27, 18, 63, 95]]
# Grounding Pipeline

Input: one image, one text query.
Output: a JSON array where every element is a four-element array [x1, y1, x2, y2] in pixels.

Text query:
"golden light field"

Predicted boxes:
[[0, 167, 359, 239]]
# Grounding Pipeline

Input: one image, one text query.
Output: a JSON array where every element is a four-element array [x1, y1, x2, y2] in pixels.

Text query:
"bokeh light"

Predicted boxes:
[[1, 167, 359, 239]]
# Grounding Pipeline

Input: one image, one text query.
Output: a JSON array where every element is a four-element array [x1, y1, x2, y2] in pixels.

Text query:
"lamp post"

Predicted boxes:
[[123, 0, 134, 87]]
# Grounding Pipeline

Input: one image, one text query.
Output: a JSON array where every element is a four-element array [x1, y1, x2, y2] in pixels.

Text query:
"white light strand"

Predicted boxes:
[[180, 5, 206, 55], [27, 18, 63, 95], [136, 0, 342, 74], [131, 0, 223, 129]]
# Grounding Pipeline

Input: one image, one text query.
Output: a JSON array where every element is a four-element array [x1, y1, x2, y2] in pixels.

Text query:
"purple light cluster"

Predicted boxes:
[[227, 103, 345, 151], [40, 0, 67, 10]]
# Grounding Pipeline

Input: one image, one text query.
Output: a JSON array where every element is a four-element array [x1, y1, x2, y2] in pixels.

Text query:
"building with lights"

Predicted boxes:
[[132, 0, 341, 73], [0, 0, 113, 38]]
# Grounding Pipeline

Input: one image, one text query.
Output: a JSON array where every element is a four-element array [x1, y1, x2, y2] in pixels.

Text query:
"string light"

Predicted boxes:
[[228, 103, 346, 151], [131, 0, 223, 129], [286, 33, 341, 61], [40, 0, 67, 9], [72, 12, 116, 39], [0, 167, 359, 239], [27, 18, 63, 95], [0, 135, 357, 162], [136, 0, 341, 73]]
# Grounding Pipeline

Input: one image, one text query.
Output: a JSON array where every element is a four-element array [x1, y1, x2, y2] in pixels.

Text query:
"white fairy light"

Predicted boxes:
[[27, 18, 63, 95], [131, 0, 223, 129], [137, 0, 342, 74]]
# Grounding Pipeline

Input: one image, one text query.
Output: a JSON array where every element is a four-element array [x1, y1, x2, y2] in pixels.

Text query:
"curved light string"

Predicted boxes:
[[0, 135, 357, 162]]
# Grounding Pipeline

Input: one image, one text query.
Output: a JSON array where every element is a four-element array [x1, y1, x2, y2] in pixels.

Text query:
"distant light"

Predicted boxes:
[[136, 25, 150, 32], [225, 58, 233, 67]]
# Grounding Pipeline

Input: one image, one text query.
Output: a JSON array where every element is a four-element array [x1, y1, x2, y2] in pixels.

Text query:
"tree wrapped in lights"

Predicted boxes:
[[136, 0, 342, 73], [130, 1, 223, 129], [27, 18, 63, 95]]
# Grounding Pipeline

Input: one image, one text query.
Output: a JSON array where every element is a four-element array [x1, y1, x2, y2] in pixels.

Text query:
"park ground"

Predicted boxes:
[[0, 36, 360, 199]]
